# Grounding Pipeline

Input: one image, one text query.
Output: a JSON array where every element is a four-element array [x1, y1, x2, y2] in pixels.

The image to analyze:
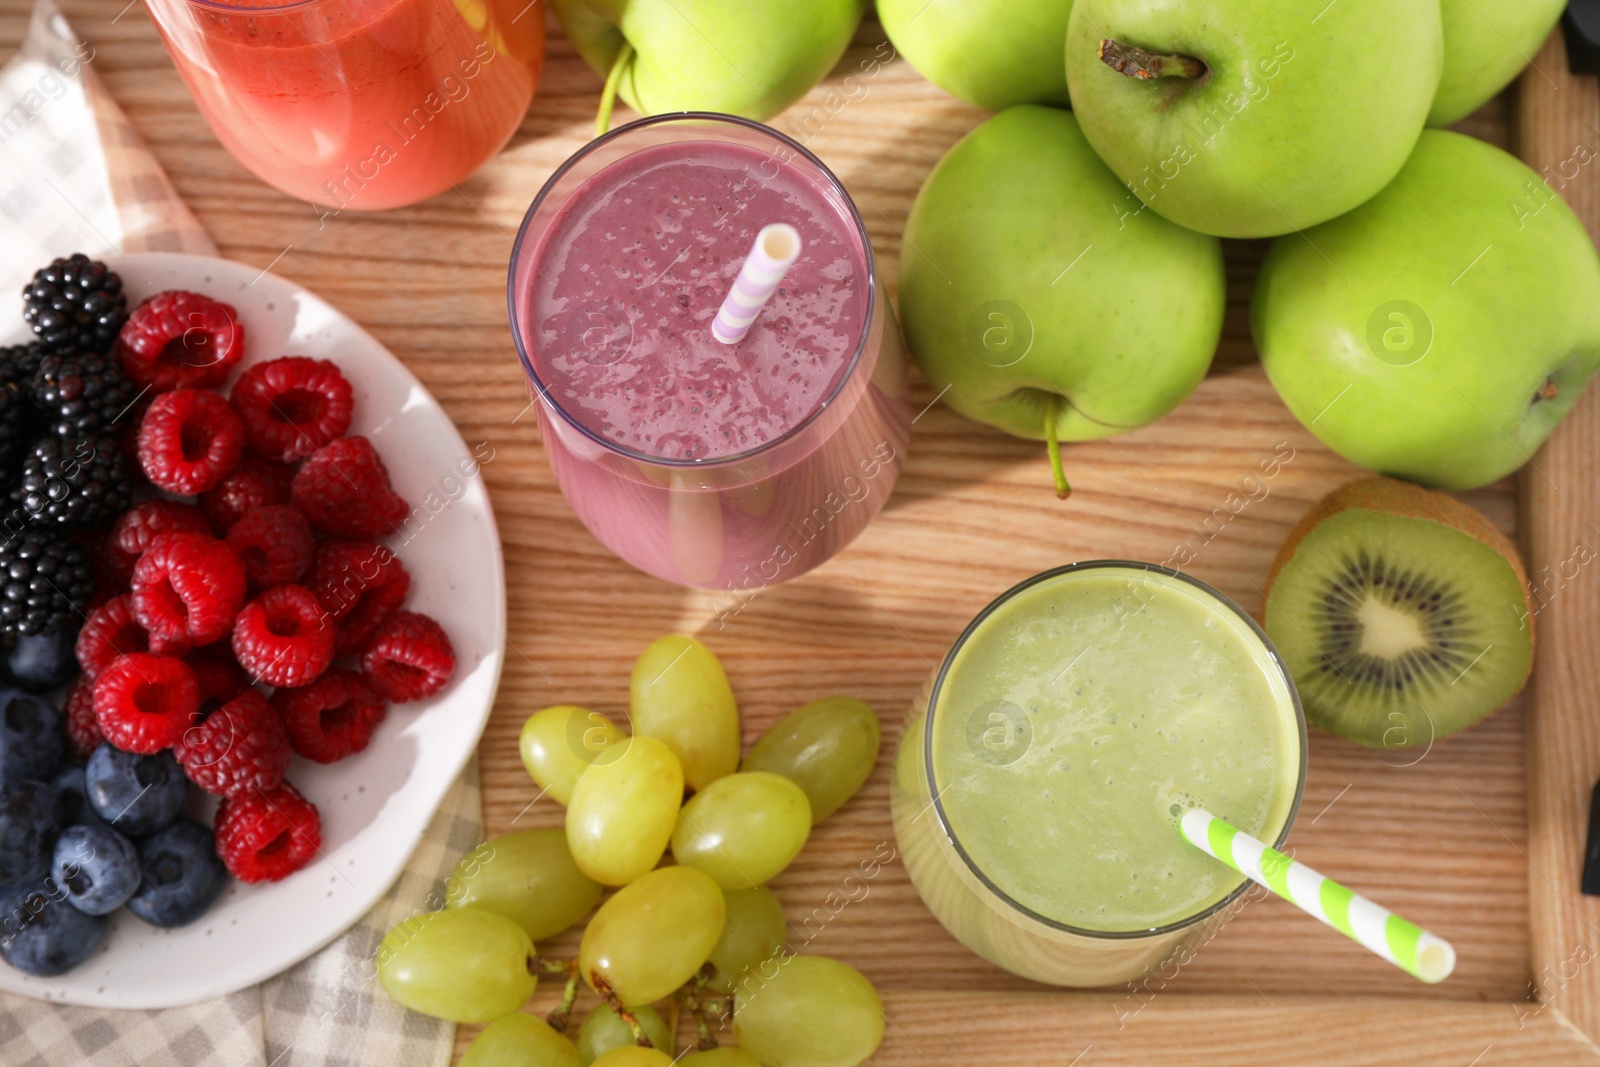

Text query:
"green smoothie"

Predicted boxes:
[[892, 563, 1304, 985]]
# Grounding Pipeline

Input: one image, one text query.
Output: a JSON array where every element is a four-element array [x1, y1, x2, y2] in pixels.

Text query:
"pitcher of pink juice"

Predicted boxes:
[[144, 0, 544, 209], [508, 114, 911, 594]]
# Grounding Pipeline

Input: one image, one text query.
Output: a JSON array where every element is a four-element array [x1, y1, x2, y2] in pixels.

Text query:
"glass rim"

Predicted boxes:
[[506, 111, 878, 470], [922, 559, 1310, 942], [174, 0, 323, 12]]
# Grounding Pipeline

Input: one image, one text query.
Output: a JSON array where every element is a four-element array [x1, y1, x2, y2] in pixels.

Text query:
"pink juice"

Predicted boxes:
[[510, 117, 910, 593], [144, 0, 544, 210]]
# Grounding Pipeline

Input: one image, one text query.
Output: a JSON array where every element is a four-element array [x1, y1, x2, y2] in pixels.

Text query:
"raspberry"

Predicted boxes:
[[174, 689, 290, 798], [114, 290, 244, 392], [105, 500, 211, 582], [63, 677, 102, 761], [198, 456, 293, 533], [274, 669, 386, 764], [214, 781, 321, 883], [188, 645, 247, 704], [93, 653, 199, 753], [230, 357, 354, 464], [76, 594, 153, 677], [361, 611, 454, 702], [290, 437, 409, 539], [137, 389, 244, 495], [131, 533, 247, 647], [226, 505, 315, 591], [309, 540, 410, 655], [146, 628, 193, 657], [231, 585, 335, 688]]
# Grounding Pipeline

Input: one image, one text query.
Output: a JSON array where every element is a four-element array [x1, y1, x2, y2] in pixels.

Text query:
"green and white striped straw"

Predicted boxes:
[[1180, 809, 1455, 984]]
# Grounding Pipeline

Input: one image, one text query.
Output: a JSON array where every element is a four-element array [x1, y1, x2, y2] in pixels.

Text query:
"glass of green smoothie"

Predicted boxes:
[[891, 561, 1307, 987]]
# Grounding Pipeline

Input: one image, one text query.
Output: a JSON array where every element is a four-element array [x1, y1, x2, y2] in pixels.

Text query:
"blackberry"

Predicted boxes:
[[31, 352, 139, 439], [0, 341, 48, 385], [21, 254, 127, 355], [0, 528, 94, 636], [15, 436, 131, 529], [0, 381, 25, 480]]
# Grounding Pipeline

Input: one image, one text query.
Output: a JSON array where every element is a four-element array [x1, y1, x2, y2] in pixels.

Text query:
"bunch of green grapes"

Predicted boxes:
[[378, 635, 887, 1067]]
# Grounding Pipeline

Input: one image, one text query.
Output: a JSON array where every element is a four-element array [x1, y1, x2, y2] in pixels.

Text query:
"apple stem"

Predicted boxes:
[[1046, 412, 1071, 500], [1099, 39, 1207, 80], [595, 41, 634, 137]]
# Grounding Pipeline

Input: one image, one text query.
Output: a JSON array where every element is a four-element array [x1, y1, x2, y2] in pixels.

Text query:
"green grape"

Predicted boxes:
[[521, 705, 627, 805], [741, 697, 881, 822], [591, 1050, 673, 1067], [733, 955, 884, 1067], [630, 635, 740, 791], [579, 865, 726, 1005], [461, 1013, 580, 1067], [680, 1049, 763, 1067], [576, 1004, 674, 1066], [446, 828, 603, 941], [567, 735, 684, 885], [707, 886, 787, 993], [377, 908, 536, 1023], [671, 772, 811, 890]]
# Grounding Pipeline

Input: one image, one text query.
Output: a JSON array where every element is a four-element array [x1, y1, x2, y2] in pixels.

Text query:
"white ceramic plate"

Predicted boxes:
[[0, 252, 505, 1008]]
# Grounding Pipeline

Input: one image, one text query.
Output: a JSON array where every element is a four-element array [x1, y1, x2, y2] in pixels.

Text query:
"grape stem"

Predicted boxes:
[[677, 967, 731, 1050], [592, 973, 654, 1048], [532, 955, 578, 977], [544, 964, 581, 1034]]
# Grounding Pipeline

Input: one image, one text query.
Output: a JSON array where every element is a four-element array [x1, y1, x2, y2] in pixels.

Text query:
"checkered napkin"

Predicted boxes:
[[0, 0, 214, 298], [0, 2, 485, 1063]]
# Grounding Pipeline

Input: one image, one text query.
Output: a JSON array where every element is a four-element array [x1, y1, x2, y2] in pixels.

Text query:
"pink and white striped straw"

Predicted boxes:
[[712, 223, 802, 345]]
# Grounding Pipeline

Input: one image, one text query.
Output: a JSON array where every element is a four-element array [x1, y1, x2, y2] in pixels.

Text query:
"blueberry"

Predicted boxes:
[[52, 824, 140, 916], [50, 764, 102, 828], [0, 690, 64, 788], [85, 744, 189, 837], [0, 883, 107, 976], [3, 628, 80, 693], [126, 820, 227, 928], [0, 780, 59, 887]]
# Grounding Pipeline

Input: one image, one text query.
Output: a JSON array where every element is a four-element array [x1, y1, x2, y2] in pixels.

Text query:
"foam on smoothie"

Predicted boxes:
[[930, 568, 1301, 932], [527, 140, 870, 462]]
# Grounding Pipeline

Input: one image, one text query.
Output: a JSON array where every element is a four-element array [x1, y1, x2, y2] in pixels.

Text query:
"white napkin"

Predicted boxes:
[[0, 2, 484, 1063], [0, 0, 213, 295]]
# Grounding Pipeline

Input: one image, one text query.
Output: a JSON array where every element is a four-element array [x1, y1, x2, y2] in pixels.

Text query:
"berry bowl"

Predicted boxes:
[[0, 252, 506, 1008]]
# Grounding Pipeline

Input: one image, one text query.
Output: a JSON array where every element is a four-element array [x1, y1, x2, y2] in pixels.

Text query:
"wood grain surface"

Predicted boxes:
[[2, 3, 1596, 1064], [1519, 25, 1600, 1058]]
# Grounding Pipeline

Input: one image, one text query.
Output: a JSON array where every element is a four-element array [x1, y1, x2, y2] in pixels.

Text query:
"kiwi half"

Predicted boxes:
[[1264, 476, 1534, 749]]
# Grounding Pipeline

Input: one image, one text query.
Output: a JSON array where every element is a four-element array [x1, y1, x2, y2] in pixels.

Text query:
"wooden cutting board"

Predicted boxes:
[[5, 4, 1598, 1062]]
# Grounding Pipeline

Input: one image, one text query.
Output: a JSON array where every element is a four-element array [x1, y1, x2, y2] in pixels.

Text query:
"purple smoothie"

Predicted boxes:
[[511, 119, 909, 591], [527, 140, 869, 460]]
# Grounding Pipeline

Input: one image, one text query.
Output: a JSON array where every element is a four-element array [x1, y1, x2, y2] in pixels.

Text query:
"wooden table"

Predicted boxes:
[[4, 4, 1600, 1063]]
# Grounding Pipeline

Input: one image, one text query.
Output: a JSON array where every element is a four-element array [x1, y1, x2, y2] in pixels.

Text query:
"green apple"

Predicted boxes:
[[551, 0, 863, 127], [898, 105, 1225, 496], [1430, 0, 1566, 127], [1255, 131, 1600, 491], [1064, 0, 1442, 238], [877, 0, 1073, 110]]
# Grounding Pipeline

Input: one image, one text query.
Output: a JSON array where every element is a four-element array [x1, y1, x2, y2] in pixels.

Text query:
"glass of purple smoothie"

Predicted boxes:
[[509, 114, 911, 591]]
